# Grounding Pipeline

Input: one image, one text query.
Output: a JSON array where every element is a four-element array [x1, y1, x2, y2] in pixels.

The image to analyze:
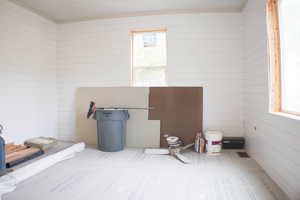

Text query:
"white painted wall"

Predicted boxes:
[[243, 1, 300, 199], [57, 13, 245, 141], [2, 1, 300, 198], [0, 0, 57, 144]]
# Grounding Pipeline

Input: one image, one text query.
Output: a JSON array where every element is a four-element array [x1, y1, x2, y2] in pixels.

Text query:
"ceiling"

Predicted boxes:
[[13, 0, 248, 23]]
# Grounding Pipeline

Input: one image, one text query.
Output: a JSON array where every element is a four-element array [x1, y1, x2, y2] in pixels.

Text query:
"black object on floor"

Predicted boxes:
[[222, 137, 245, 149], [6, 150, 44, 168], [237, 152, 250, 158]]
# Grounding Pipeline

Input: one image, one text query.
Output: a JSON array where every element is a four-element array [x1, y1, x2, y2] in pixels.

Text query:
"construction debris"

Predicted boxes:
[[24, 137, 57, 151], [5, 143, 44, 168]]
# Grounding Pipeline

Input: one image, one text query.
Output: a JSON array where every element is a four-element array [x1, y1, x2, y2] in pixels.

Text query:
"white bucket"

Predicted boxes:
[[205, 131, 223, 154]]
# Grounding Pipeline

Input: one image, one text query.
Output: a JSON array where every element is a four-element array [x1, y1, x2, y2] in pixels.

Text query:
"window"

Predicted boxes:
[[131, 30, 167, 86], [267, 0, 300, 116]]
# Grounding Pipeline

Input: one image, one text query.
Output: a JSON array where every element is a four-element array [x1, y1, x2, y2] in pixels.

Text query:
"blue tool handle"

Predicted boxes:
[[0, 124, 6, 171]]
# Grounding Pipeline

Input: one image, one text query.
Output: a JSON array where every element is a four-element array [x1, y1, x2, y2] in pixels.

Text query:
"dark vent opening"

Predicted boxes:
[[237, 152, 250, 158]]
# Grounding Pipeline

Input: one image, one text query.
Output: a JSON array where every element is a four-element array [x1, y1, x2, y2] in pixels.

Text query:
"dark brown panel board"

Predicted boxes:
[[148, 87, 203, 147]]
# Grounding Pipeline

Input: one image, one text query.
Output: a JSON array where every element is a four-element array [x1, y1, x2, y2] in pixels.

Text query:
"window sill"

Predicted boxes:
[[270, 111, 300, 121]]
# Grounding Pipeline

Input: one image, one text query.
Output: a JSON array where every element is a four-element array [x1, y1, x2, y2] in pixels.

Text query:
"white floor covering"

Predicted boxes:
[[3, 148, 288, 200]]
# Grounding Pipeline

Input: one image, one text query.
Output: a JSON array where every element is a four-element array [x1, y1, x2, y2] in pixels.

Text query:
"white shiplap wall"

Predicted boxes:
[[1, 0, 299, 198], [57, 13, 245, 141], [243, 1, 300, 199], [0, 0, 57, 143]]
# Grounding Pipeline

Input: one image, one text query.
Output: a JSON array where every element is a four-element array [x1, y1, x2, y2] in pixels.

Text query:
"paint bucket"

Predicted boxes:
[[205, 131, 223, 154]]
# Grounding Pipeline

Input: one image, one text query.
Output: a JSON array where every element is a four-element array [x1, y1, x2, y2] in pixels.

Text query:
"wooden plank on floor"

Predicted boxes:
[[5, 144, 28, 155], [6, 147, 40, 163]]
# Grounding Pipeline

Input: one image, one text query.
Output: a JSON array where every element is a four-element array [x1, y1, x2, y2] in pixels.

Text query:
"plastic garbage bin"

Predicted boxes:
[[94, 109, 129, 152]]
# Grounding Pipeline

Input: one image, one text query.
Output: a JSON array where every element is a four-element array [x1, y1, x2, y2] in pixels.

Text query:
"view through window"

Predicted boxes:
[[278, 0, 300, 114], [132, 30, 167, 86]]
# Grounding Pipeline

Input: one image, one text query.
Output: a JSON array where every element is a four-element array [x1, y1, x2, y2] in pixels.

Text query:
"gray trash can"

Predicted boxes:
[[94, 109, 129, 152]]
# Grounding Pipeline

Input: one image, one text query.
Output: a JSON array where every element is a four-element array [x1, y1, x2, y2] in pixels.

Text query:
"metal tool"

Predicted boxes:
[[145, 135, 194, 164], [87, 101, 154, 118]]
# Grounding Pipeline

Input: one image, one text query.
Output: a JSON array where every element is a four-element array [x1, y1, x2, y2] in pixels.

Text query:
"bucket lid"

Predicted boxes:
[[205, 131, 223, 139]]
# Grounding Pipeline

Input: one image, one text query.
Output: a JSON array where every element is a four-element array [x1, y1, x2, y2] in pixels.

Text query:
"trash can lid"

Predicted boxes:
[[97, 108, 129, 110], [94, 109, 130, 121]]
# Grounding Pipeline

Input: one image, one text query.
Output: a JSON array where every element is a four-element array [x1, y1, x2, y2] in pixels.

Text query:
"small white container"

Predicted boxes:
[[205, 131, 223, 154]]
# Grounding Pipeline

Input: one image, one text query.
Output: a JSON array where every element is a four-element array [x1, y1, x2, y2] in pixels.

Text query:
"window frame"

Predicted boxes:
[[130, 29, 167, 87], [267, 0, 300, 117]]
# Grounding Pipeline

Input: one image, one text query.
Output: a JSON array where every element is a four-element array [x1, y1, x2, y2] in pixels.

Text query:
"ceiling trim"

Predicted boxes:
[[9, 0, 57, 23], [57, 8, 242, 24], [8, 0, 243, 24]]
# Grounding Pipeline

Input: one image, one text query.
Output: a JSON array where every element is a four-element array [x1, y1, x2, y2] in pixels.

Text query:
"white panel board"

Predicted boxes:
[[76, 87, 160, 147]]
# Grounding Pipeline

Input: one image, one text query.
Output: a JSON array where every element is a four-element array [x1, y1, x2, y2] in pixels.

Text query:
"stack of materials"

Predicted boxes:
[[194, 132, 205, 153], [5, 137, 57, 168], [24, 137, 57, 151], [5, 144, 43, 168]]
